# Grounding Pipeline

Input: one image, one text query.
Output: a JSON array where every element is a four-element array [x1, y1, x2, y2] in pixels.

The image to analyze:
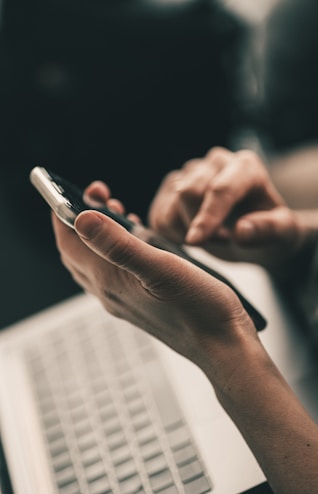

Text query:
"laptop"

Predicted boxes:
[[0, 248, 317, 494]]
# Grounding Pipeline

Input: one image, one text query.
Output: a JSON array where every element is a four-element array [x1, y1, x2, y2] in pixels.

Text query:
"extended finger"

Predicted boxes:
[[185, 151, 272, 244]]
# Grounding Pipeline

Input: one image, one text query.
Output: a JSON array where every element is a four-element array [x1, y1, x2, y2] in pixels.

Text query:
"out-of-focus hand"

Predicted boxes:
[[148, 147, 313, 272]]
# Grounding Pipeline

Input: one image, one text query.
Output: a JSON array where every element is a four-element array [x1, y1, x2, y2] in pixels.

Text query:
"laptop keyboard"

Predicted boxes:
[[24, 311, 213, 494]]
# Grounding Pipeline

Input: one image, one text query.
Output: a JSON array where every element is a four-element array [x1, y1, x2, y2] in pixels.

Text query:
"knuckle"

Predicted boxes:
[[163, 170, 182, 186], [104, 235, 135, 269], [236, 149, 259, 162], [212, 180, 236, 207], [235, 151, 269, 189], [182, 158, 201, 171], [206, 146, 229, 163], [212, 178, 231, 195], [236, 150, 266, 174]]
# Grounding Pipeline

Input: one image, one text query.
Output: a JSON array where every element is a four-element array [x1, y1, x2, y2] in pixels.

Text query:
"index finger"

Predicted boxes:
[[185, 151, 269, 244]]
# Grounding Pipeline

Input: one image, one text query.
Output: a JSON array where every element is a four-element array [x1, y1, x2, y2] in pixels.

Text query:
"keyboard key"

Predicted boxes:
[[179, 460, 204, 483], [115, 458, 137, 481], [99, 403, 117, 423], [156, 486, 178, 494], [56, 465, 77, 488], [135, 424, 156, 445], [73, 419, 91, 438], [111, 444, 132, 465], [132, 411, 151, 431], [119, 374, 135, 390], [50, 437, 69, 457], [103, 415, 122, 435], [67, 393, 84, 411], [166, 426, 190, 449], [127, 399, 145, 416], [123, 386, 141, 403], [77, 432, 97, 452], [71, 406, 89, 425], [107, 428, 126, 450], [139, 439, 162, 460], [95, 390, 112, 408], [46, 423, 64, 443], [145, 453, 168, 476], [173, 444, 197, 466], [81, 447, 101, 467], [42, 409, 60, 428], [183, 475, 212, 494], [149, 467, 174, 492], [118, 473, 143, 494], [85, 461, 106, 482], [52, 451, 73, 472], [88, 475, 112, 494], [59, 480, 81, 494]]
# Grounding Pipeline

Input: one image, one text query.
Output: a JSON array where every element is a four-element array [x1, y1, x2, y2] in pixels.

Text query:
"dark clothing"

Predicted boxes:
[[261, 0, 318, 152], [291, 241, 318, 344]]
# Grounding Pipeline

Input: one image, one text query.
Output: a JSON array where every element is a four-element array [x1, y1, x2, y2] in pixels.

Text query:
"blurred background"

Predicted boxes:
[[1, 4, 317, 494], [0, 0, 247, 327], [0, 0, 316, 329]]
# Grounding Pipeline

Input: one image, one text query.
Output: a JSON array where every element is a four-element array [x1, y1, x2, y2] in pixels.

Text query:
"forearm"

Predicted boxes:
[[269, 145, 318, 210], [208, 340, 318, 494]]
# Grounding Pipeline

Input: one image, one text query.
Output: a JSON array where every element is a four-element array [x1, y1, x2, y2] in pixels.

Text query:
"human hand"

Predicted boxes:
[[51, 182, 318, 494], [148, 147, 312, 273], [51, 183, 258, 389]]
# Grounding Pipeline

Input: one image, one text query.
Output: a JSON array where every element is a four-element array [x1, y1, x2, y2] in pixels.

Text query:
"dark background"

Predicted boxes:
[[0, 0, 248, 329]]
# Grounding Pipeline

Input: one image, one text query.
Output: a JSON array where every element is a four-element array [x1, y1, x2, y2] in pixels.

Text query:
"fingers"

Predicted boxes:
[[51, 212, 98, 273], [83, 181, 111, 208], [185, 150, 279, 244], [74, 211, 167, 285], [74, 210, 229, 312], [234, 207, 299, 246], [149, 148, 277, 246], [83, 181, 126, 215], [148, 160, 223, 243], [148, 171, 191, 243]]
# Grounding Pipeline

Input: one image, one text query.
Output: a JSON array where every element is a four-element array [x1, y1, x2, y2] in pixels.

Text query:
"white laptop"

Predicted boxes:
[[0, 249, 317, 494]]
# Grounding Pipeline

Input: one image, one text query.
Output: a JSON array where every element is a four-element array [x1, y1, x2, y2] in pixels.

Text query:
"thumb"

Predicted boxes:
[[74, 210, 175, 286], [234, 207, 297, 246]]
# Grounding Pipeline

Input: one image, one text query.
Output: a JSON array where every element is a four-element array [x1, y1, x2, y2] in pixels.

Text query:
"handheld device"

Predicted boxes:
[[30, 166, 267, 331]]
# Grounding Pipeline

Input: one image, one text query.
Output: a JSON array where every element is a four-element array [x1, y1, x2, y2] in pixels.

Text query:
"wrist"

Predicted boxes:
[[197, 315, 270, 401], [213, 341, 280, 412]]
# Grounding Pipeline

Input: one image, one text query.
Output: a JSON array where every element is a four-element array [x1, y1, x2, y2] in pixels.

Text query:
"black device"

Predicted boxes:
[[30, 166, 267, 331]]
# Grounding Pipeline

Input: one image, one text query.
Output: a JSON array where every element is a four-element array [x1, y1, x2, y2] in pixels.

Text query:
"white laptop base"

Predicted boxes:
[[0, 251, 317, 494]]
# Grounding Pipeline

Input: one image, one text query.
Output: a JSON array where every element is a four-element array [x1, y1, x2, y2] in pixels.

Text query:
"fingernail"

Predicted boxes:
[[75, 212, 103, 240], [238, 220, 255, 241], [186, 225, 203, 244]]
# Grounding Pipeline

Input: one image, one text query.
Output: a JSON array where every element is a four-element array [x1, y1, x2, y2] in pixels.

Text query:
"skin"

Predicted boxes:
[[148, 147, 318, 276], [52, 148, 318, 493]]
